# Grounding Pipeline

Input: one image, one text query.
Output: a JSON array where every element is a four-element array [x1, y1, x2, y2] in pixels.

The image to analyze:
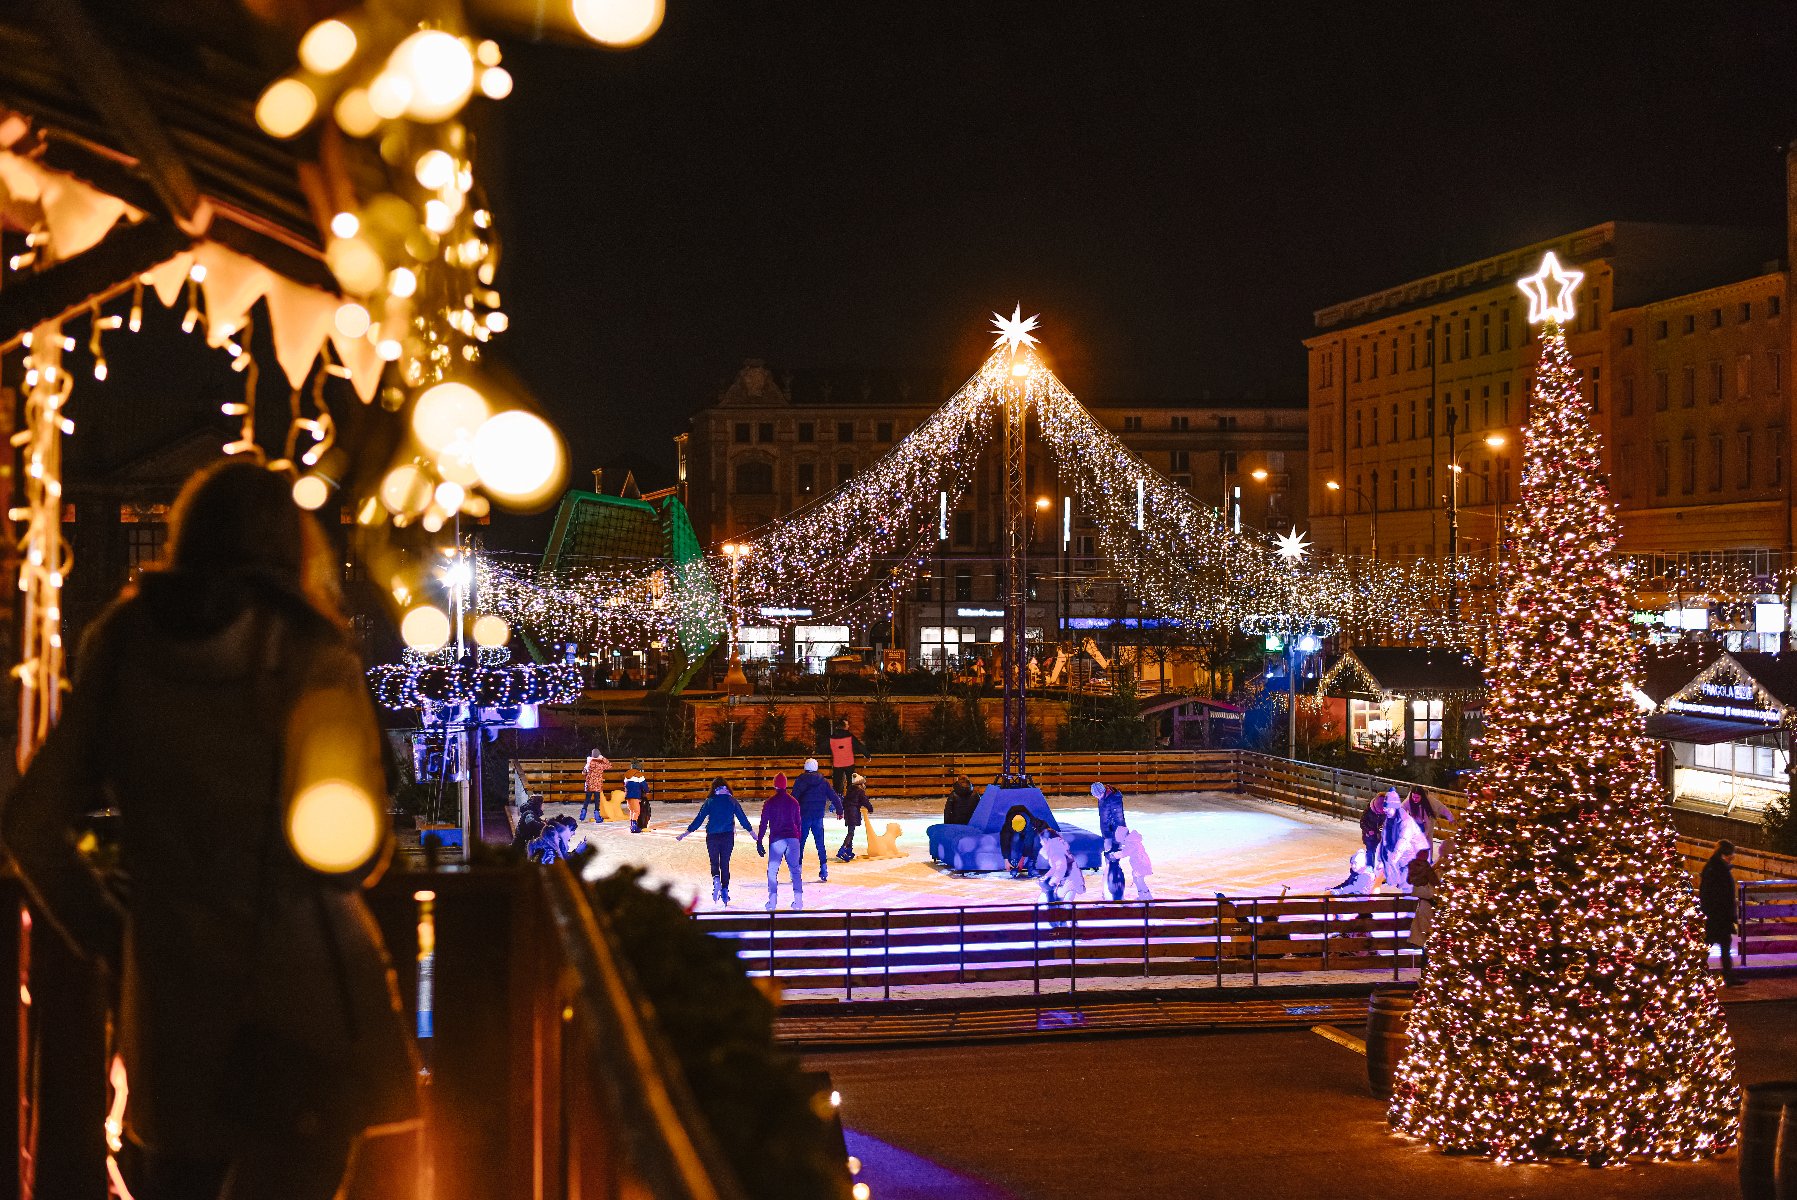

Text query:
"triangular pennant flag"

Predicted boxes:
[[147, 252, 194, 307], [194, 244, 272, 347], [328, 328, 384, 402], [263, 275, 339, 390], [38, 172, 131, 259]]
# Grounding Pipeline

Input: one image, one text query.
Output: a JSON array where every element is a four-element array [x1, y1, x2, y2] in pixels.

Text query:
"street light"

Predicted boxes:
[[1446, 422, 1506, 634], [1325, 479, 1378, 560], [1222, 464, 1270, 534]]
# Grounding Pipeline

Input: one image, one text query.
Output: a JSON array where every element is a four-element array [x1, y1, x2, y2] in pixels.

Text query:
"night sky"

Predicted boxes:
[[482, 1, 1797, 487]]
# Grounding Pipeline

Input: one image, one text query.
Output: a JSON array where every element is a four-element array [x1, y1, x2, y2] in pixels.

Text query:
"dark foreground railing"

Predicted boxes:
[[694, 893, 1423, 998], [2, 864, 747, 1200]]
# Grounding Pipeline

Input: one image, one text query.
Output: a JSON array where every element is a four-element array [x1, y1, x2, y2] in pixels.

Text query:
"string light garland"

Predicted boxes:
[[366, 658, 582, 711], [12, 321, 73, 768], [1387, 256, 1738, 1165]]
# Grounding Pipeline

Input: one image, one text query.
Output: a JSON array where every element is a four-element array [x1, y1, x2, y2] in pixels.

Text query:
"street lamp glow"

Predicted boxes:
[[1484, 433, 1506, 448], [1325, 480, 1342, 491], [1251, 468, 1269, 482], [1034, 497, 1052, 510]]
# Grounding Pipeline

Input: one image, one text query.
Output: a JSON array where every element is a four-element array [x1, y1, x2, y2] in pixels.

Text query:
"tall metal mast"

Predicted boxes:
[[1001, 376, 1029, 783]]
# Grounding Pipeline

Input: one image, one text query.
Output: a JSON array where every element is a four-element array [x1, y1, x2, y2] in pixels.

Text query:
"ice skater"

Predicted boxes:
[[1376, 789, 1430, 891], [826, 717, 865, 797], [1358, 792, 1385, 871], [756, 772, 804, 912], [1109, 824, 1154, 901], [1038, 823, 1084, 926], [835, 772, 874, 862], [624, 760, 652, 831], [1405, 787, 1454, 856], [1328, 848, 1375, 896], [1092, 780, 1128, 901], [678, 777, 754, 905], [579, 747, 611, 822], [792, 757, 843, 882], [999, 805, 1039, 877]]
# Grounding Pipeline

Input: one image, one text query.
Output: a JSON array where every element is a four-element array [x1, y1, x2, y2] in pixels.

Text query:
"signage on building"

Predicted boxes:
[[1062, 617, 1180, 631], [758, 606, 814, 618], [1666, 657, 1782, 725], [881, 649, 907, 673], [956, 606, 1005, 618]]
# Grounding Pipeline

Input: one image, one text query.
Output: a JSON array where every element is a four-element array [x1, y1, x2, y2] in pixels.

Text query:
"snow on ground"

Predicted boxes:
[[546, 790, 1365, 912]]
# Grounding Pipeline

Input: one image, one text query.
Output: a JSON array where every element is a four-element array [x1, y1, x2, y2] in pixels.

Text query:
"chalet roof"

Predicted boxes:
[[1330, 646, 1485, 700], [1640, 641, 1721, 705], [1722, 652, 1797, 710]]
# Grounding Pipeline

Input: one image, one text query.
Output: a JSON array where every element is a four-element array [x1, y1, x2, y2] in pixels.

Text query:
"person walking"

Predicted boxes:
[[791, 757, 842, 882], [579, 748, 611, 822], [835, 772, 874, 862], [624, 759, 651, 832], [826, 717, 865, 797], [1699, 840, 1744, 986], [678, 778, 754, 904], [757, 773, 805, 912], [1091, 780, 1128, 901], [2, 461, 416, 1199]]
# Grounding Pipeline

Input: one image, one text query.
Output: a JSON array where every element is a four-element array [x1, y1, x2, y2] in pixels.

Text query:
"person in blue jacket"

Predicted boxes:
[[623, 760, 652, 832], [791, 757, 842, 883], [678, 777, 754, 905], [1092, 780, 1128, 901]]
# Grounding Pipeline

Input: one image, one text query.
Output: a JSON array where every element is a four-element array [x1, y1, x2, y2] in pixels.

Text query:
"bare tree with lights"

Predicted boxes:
[[1388, 252, 1738, 1165]]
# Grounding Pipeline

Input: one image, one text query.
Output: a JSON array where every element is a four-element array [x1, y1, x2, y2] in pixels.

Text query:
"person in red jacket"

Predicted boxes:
[[757, 773, 805, 912]]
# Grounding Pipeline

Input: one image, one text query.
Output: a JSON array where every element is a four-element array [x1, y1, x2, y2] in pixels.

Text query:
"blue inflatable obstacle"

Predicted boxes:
[[927, 783, 1104, 873]]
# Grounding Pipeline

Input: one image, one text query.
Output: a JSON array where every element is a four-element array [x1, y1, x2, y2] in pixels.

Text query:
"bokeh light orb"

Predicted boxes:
[[299, 19, 358, 75], [572, 0, 665, 46], [412, 381, 490, 453], [472, 614, 511, 648], [379, 464, 432, 516], [287, 780, 382, 873], [388, 30, 476, 123], [471, 410, 565, 506], [255, 78, 317, 139], [291, 475, 332, 511], [401, 604, 452, 651]]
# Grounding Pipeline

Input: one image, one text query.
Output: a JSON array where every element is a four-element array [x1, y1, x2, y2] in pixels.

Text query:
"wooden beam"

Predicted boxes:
[[29, 0, 212, 234], [0, 218, 192, 349]]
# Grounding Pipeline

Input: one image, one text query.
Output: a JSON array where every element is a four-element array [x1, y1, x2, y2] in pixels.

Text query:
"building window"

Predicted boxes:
[[1709, 434, 1724, 491], [1653, 442, 1670, 496], [1408, 399, 1417, 440], [914, 572, 933, 601], [1170, 415, 1190, 431], [952, 510, 974, 547], [1710, 361, 1724, 405], [1616, 444, 1635, 498], [1390, 403, 1399, 443], [1354, 344, 1362, 382], [1170, 450, 1190, 472], [953, 568, 973, 602], [1390, 471, 1399, 511], [1411, 699, 1445, 760], [1620, 376, 1635, 416], [1655, 319, 1668, 340], [1771, 296, 1783, 317], [1623, 326, 1634, 346], [1461, 319, 1470, 359], [876, 421, 893, 442], [797, 462, 816, 495], [1408, 466, 1417, 509], [1654, 371, 1670, 411], [1500, 308, 1511, 351], [836, 460, 854, 488], [1497, 457, 1512, 504], [1681, 366, 1696, 408], [1123, 415, 1142, 431], [1773, 351, 1784, 394], [1356, 473, 1367, 513], [1742, 302, 1754, 322], [1774, 429, 1787, 487], [1738, 354, 1753, 400], [1680, 437, 1696, 494], [1222, 450, 1239, 475], [1740, 431, 1755, 489], [757, 422, 774, 442], [1408, 333, 1417, 370], [733, 422, 751, 443], [1499, 383, 1510, 425], [1352, 409, 1362, 448], [735, 460, 773, 494], [837, 421, 854, 442], [1369, 345, 1378, 379], [797, 422, 814, 443], [126, 521, 167, 581], [1480, 313, 1490, 354], [1442, 331, 1452, 364], [1389, 339, 1398, 375], [1683, 314, 1696, 335], [1590, 366, 1602, 413]]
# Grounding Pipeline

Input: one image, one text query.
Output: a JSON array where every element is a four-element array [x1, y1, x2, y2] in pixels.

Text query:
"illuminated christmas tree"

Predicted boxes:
[[1388, 253, 1738, 1164]]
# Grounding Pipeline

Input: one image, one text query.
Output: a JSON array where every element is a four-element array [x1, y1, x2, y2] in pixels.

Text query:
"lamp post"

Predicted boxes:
[[1222, 464, 1270, 533], [1325, 479, 1378, 560], [1445, 419, 1507, 636]]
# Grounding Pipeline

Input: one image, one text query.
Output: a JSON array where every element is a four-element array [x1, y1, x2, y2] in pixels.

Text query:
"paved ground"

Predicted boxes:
[[809, 998, 1797, 1200], [555, 790, 1367, 911]]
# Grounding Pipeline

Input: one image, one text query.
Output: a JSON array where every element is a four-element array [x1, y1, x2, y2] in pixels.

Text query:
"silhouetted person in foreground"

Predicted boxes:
[[3, 462, 417, 1199]]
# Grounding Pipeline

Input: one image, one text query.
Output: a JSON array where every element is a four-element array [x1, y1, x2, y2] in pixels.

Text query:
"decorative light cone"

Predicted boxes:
[[723, 651, 752, 696]]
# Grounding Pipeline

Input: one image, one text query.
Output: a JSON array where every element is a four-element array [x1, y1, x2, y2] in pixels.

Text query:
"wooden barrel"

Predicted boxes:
[[1742, 1081, 1797, 1200], [1366, 984, 1416, 1100], [1778, 1107, 1797, 1200]]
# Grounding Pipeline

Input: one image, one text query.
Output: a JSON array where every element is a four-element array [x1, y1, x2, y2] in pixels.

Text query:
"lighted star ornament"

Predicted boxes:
[[1518, 250, 1583, 325], [1275, 527, 1311, 562], [991, 304, 1041, 354]]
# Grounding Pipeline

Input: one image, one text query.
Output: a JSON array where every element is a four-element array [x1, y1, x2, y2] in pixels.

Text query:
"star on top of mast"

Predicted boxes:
[[991, 304, 1041, 354]]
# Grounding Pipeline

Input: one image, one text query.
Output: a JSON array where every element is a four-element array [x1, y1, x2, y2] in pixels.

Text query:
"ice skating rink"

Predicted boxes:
[[546, 791, 1366, 912]]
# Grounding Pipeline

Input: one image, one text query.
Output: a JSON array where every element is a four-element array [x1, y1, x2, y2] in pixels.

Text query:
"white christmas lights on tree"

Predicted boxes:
[[1388, 253, 1738, 1164]]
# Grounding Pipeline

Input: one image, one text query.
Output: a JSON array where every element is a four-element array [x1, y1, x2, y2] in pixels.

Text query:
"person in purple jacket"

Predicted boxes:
[[757, 772, 805, 912]]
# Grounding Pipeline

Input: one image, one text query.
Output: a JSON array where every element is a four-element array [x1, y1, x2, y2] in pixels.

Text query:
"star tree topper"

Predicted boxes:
[[1518, 250, 1583, 325], [1275, 527, 1310, 561], [991, 303, 1041, 354]]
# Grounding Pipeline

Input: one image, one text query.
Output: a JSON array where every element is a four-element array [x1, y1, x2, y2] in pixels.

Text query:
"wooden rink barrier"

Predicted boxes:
[[690, 893, 1422, 998]]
